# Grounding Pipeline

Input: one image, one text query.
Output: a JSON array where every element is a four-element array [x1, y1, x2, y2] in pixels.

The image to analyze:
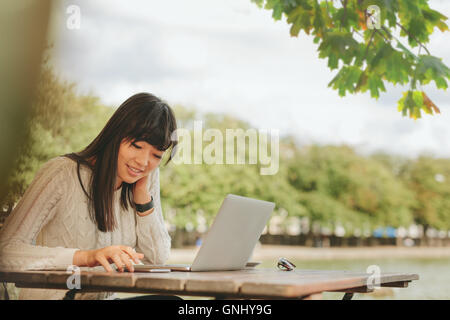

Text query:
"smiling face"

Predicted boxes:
[[116, 138, 165, 189]]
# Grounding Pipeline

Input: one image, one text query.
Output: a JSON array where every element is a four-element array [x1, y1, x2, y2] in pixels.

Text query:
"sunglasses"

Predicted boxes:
[[277, 257, 296, 271]]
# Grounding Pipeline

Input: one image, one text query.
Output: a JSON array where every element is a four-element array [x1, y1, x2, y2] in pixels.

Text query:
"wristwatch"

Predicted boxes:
[[134, 196, 154, 213]]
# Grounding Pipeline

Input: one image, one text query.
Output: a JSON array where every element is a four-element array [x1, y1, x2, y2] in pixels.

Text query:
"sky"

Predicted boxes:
[[49, 0, 450, 158]]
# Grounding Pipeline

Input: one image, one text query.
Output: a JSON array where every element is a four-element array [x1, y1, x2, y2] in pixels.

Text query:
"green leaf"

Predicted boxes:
[[287, 5, 303, 24], [290, 16, 302, 37], [251, 0, 264, 8], [415, 55, 450, 89], [333, 7, 359, 31], [290, 10, 313, 36], [397, 90, 440, 119], [398, 0, 421, 22], [264, 0, 278, 10], [368, 74, 386, 98], [328, 66, 363, 96], [385, 49, 411, 85], [422, 7, 449, 32], [369, 42, 393, 73], [406, 17, 429, 47], [312, 0, 325, 36], [297, 0, 313, 11], [318, 32, 359, 68], [272, 2, 283, 20]]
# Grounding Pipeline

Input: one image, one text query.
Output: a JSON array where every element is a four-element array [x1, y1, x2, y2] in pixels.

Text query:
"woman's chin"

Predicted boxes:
[[119, 174, 139, 185], [125, 177, 139, 184]]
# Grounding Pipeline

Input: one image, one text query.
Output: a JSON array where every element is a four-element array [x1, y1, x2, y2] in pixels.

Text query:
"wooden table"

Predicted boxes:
[[0, 268, 419, 300]]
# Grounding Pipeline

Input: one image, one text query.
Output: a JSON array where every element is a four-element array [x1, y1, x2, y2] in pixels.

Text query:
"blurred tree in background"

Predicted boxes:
[[160, 106, 303, 229], [160, 104, 449, 232], [398, 157, 450, 230], [1, 57, 114, 213], [287, 146, 416, 232]]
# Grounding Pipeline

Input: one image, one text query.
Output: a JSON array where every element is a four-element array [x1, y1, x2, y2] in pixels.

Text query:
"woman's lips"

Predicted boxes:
[[126, 164, 143, 177]]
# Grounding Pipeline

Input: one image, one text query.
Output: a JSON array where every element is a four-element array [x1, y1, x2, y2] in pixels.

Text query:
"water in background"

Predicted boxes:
[[259, 257, 450, 300]]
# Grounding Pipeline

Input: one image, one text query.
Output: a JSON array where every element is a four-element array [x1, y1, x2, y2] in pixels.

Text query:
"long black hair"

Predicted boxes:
[[64, 92, 177, 232]]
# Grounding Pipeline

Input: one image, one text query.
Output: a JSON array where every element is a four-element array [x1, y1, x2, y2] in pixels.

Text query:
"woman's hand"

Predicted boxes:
[[134, 171, 151, 194], [73, 246, 144, 273], [133, 172, 155, 216]]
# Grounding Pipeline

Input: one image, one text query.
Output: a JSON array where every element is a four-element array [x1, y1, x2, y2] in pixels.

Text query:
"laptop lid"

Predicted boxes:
[[190, 194, 275, 271]]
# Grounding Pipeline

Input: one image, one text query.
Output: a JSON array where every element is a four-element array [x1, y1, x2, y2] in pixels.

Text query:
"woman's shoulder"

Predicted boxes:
[[41, 155, 77, 171], [19, 156, 81, 197], [34, 156, 79, 181]]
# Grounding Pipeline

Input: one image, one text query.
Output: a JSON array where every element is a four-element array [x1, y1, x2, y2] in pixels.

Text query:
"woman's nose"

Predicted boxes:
[[135, 152, 150, 168]]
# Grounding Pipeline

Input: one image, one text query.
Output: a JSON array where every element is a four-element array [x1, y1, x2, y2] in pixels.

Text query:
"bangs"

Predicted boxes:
[[124, 101, 177, 152], [131, 128, 174, 152]]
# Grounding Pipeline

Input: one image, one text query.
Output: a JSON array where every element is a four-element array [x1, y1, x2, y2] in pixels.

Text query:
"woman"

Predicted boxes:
[[0, 92, 178, 299]]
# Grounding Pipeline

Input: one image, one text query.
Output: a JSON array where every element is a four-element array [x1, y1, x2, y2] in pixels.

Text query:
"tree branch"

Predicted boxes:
[[363, 30, 376, 62], [355, 30, 376, 92], [396, 22, 431, 55], [352, 28, 364, 40], [339, 0, 348, 30], [374, 28, 390, 43], [325, 0, 330, 15]]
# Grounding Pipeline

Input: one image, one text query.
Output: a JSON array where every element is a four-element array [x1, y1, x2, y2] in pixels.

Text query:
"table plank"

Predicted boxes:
[[0, 268, 419, 299], [89, 272, 136, 288], [135, 272, 186, 291], [239, 270, 418, 298], [0, 270, 48, 285]]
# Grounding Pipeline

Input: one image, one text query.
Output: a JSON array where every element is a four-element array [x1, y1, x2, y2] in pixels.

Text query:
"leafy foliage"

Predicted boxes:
[[251, 0, 449, 119], [397, 156, 450, 230], [1, 62, 114, 208], [286, 145, 415, 228]]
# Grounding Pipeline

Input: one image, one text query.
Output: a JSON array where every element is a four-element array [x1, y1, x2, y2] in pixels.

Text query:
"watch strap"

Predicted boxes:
[[135, 196, 154, 213]]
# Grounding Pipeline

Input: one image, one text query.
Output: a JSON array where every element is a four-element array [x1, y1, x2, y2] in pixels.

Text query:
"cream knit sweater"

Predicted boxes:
[[0, 156, 171, 299]]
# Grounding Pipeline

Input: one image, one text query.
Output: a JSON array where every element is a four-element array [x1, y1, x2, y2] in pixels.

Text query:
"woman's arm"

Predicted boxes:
[[0, 158, 80, 271], [134, 168, 171, 265]]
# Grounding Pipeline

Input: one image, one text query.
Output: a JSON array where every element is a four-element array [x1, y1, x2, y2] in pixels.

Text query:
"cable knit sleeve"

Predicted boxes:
[[135, 167, 171, 265], [0, 157, 80, 271]]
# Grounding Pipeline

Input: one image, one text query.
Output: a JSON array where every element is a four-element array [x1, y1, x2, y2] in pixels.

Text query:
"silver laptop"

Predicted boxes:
[[134, 194, 275, 272]]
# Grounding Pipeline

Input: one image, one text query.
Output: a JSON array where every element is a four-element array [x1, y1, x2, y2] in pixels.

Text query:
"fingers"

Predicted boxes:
[[97, 255, 114, 273], [120, 252, 134, 272], [95, 246, 145, 273], [111, 254, 124, 272], [120, 246, 137, 263], [120, 246, 145, 264], [113, 249, 141, 272]]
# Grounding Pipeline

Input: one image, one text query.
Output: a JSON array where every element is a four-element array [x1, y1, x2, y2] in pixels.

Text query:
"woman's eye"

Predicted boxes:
[[132, 142, 142, 149]]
